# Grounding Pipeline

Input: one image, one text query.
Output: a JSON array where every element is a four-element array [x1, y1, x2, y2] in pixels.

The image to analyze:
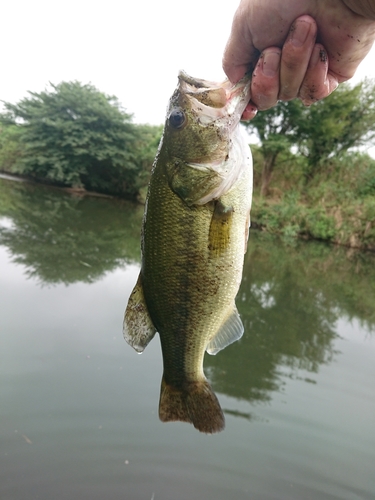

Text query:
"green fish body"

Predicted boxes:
[[124, 72, 252, 433]]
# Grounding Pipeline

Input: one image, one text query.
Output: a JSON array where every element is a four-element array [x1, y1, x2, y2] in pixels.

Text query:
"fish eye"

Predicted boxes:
[[168, 108, 186, 129]]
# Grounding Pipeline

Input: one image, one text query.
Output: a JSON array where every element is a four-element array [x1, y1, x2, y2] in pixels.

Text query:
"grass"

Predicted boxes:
[[251, 150, 375, 251]]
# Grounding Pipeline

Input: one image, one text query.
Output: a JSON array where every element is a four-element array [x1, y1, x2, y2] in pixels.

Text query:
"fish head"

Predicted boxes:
[[163, 70, 251, 166]]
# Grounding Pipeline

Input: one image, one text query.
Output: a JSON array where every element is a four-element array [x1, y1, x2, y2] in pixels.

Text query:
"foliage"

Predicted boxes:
[[246, 79, 375, 188], [297, 79, 375, 181], [131, 123, 163, 202], [2, 78, 375, 249], [245, 100, 303, 195], [0, 81, 160, 198], [0, 123, 24, 173], [355, 154, 375, 197], [250, 150, 375, 250]]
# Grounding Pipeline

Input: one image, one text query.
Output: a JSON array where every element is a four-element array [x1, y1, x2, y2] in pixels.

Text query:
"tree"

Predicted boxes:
[[297, 79, 375, 181], [244, 99, 303, 196], [0, 81, 142, 196], [245, 78, 375, 190], [131, 123, 163, 202], [0, 123, 24, 173]]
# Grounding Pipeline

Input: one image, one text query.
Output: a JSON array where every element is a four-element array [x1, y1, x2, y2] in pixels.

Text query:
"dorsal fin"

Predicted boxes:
[[206, 306, 244, 355]]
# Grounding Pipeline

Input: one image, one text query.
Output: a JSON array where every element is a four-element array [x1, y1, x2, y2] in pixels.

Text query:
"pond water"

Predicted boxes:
[[1, 176, 374, 500]]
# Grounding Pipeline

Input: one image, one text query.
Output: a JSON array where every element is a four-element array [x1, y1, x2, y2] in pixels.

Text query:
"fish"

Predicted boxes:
[[123, 70, 252, 433]]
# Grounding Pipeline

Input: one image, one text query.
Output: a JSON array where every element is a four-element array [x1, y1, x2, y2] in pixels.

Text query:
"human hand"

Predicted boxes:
[[239, 15, 338, 119], [223, 0, 375, 119]]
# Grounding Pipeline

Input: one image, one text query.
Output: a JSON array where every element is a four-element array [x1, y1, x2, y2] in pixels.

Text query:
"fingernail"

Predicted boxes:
[[261, 51, 280, 77], [290, 20, 312, 47]]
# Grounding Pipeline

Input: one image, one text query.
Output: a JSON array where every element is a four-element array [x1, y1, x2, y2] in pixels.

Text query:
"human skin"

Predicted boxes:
[[223, 0, 375, 118]]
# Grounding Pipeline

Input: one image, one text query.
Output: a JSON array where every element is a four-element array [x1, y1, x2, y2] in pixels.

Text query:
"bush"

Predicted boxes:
[[0, 81, 154, 198], [304, 209, 336, 241], [0, 124, 23, 173]]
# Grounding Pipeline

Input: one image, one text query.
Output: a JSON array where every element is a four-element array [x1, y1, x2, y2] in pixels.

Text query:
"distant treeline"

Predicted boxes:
[[1, 79, 375, 250]]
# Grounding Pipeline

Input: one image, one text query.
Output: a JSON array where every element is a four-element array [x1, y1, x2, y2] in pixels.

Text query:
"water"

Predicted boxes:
[[1, 176, 374, 500]]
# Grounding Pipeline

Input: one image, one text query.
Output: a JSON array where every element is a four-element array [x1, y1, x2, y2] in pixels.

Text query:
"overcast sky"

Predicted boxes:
[[2, 0, 375, 128]]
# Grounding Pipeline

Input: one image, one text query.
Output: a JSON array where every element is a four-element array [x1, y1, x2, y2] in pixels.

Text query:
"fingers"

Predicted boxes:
[[248, 15, 337, 113], [250, 15, 318, 110], [250, 48, 281, 111], [278, 16, 317, 100], [299, 45, 339, 105]]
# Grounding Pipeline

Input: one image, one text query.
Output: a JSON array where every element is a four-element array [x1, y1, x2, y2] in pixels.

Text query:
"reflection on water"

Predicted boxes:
[[1, 176, 375, 499], [1, 177, 375, 407], [206, 234, 371, 405], [0, 177, 144, 284]]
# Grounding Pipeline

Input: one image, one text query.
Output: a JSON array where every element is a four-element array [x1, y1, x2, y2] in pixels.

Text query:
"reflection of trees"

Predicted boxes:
[[206, 231, 375, 405], [2, 177, 374, 407], [0, 178, 143, 284]]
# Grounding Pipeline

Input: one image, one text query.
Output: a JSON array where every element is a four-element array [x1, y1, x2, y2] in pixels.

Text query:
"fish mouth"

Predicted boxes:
[[178, 70, 251, 126]]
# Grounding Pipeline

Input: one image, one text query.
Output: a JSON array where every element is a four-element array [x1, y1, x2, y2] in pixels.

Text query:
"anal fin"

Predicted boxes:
[[123, 272, 156, 353], [206, 305, 244, 355]]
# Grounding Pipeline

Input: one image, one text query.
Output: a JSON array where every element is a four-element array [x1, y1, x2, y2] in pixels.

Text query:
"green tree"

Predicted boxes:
[[131, 123, 163, 202], [0, 123, 23, 173], [297, 79, 375, 181], [0, 81, 143, 196], [245, 100, 303, 196], [246, 78, 375, 190]]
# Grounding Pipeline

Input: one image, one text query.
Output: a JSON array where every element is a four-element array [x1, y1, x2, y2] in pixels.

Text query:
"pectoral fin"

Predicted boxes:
[[206, 305, 244, 355], [123, 273, 156, 353], [208, 199, 234, 254]]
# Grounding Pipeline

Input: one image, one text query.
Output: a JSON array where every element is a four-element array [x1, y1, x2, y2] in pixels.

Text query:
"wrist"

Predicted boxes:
[[341, 0, 375, 20]]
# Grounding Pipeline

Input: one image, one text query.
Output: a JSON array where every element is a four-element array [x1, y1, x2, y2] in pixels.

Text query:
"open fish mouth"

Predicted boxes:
[[177, 70, 251, 127]]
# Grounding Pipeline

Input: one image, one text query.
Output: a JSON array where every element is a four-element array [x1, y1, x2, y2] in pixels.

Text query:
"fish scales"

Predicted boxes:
[[124, 71, 252, 433]]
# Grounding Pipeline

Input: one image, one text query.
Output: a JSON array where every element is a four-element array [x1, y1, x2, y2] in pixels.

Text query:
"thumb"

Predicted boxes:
[[222, 13, 259, 83], [223, 38, 259, 84]]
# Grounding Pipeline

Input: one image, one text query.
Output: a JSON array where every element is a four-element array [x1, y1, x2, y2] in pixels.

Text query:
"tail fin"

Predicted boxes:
[[158, 377, 225, 434]]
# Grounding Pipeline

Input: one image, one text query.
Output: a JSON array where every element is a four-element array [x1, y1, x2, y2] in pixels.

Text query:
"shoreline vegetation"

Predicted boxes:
[[250, 146, 375, 252], [1, 80, 375, 252]]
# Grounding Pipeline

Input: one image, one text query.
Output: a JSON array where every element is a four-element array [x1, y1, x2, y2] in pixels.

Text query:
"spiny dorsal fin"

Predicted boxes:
[[206, 306, 244, 355], [123, 272, 156, 353]]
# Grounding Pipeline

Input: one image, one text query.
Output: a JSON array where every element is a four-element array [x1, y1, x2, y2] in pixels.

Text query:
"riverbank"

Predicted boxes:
[[0, 172, 114, 199], [251, 195, 375, 252], [250, 148, 375, 252], [2, 164, 374, 252]]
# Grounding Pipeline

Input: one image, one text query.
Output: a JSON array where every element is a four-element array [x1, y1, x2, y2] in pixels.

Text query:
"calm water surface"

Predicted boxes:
[[1, 177, 374, 500]]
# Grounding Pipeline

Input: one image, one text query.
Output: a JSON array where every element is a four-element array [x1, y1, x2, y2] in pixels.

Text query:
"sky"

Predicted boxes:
[[1, 0, 375, 129]]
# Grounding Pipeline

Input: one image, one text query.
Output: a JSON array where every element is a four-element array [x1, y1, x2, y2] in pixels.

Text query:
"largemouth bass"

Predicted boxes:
[[124, 71, 252, 433]]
